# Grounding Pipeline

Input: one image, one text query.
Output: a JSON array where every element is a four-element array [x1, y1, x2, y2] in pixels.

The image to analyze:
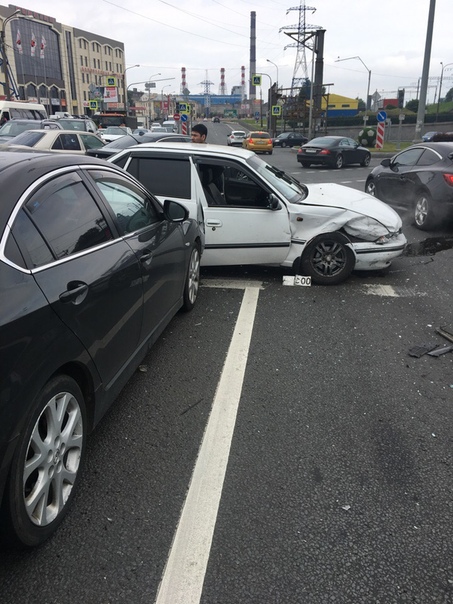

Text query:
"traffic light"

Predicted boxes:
[[397, 88, 405, 109]]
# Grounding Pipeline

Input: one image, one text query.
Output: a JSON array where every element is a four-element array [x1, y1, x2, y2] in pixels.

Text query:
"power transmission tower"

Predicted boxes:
[[199, 70, 214, 116], [280, 0, 322, 94]]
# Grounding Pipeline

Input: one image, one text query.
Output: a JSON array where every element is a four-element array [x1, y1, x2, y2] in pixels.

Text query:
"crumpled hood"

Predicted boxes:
[[302, 182, 402, 230]]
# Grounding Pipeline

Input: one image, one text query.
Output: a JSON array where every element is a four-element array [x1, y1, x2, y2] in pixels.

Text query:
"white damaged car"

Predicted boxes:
[[109, 144, 406, 284]]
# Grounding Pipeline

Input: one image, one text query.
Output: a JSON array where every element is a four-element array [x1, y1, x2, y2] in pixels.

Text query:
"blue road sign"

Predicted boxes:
[[180, 114, 188, 122], [377, 110, 387, 122]]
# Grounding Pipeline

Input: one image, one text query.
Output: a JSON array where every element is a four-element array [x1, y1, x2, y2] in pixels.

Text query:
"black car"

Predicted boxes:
[[272, 131, 308, 148], [86, 132, 191, 159], [0, 152, 202, 548], [297, 136, 371, 169], [365, 142, 453, 230]]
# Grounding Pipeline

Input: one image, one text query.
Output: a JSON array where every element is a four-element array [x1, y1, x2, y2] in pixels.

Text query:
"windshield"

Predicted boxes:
[[247, 155, 307, 203], [8, 131, 45, 147], [104, 135, 140, 149], [0, 121, 35, 136], [103, 127, 128, 135]]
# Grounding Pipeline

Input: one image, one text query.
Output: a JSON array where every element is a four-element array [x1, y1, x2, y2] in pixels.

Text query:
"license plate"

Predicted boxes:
[[305, 149, 316, 153]]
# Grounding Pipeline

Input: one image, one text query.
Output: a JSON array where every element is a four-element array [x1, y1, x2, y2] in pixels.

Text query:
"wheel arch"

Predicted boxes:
[[292, 230, 356, 273]]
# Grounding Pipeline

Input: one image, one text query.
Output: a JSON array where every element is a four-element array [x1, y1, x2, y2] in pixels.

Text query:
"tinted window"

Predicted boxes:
[[251, 133, 270, 139], [392, 148, 424, 167], [8, 130, 46, 146], [416, 149, 442, 166], [127, 156, 191, 199], [89, 170, 160, 235], [24, 172, 113, 259], [52, 134, 81, 151], [10, 209, 54, 268], [80, 133, 104, 150]]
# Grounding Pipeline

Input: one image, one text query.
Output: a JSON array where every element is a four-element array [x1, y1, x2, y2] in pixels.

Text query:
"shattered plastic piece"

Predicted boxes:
[[138, 365, 148, 372], [436, 326, 453, 344], [427, 345, 453, 357], [408, 343, 438, 358]]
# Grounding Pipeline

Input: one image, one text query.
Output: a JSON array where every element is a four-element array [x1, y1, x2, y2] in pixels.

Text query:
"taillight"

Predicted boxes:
[[443, 173, 453, 187], [319, 149, 331, 155]]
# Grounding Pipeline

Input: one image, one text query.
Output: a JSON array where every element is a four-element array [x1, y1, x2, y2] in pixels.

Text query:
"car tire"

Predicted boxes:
[[1, 376, 86, 548], [414, 191, 438, 230], [365, 178, 377, 196], [182, 243, 201, 311], [334, 154, 344, 169], [281, 142, 287, 148], [299, 233, 355, 285], [361, 153, 371, 167], [268, 150, 273, 155], [300, 162, 310, 168]]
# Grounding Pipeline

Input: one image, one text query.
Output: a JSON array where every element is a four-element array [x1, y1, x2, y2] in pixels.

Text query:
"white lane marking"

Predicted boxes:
[[154, 287, 259, 604], [362, 284, 427, 297], [202, 278, 264, 290]]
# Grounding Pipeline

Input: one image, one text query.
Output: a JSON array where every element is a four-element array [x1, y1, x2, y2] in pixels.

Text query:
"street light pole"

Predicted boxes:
[[124, 64, 139, 115], [161, 84, 171, 119], [1, 9, 21, 100], [335, 55, 371, 126], [266, 59, 279, 90]]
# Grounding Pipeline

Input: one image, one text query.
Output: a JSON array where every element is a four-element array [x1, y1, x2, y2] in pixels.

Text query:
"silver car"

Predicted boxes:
[[227, 130, 246, 146]]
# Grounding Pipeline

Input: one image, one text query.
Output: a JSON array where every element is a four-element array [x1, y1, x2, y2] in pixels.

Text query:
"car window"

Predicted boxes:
[[80, 133, 104, 150], [21, 172, 113, 262], [416, 148, 443, 166], [126, 156, 191, 199], [52, 134, 81, 151], [392, 148, 425, 167], [251, 132, 270, 139], [89, 170, 161, 235], [9, 209, 54, 268], [8, 130, 46, 147], [59, 120, 85, 131]]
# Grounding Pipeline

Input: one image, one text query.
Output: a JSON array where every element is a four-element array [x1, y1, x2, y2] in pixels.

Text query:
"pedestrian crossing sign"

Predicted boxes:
[[252, 75, 261, 86], [106, 77, 117, 87], [89, 100, 98, 110], [271, 105, 281, 116]]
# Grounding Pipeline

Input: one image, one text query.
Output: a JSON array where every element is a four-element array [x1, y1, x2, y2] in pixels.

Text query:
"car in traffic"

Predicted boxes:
[[212, 116, 220, 123], [86, 132, 191, 159], [297, 136, 371, 169], [0, 118, 66, 143], [0, 151, 202, 548], [272, 131, 308, 148], [51, 117, 99, 135], [242, 131, 273, 154], [107, 143, 406, 285], [365, 142, 453, 230], [421, 131, 439, 142], [6, 129, 105, 154], [99, 126, 132, 143], [227, 131, 247, 146]]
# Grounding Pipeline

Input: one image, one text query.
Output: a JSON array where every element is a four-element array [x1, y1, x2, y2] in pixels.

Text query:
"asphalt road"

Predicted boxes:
[[1, 123, 452, 604]]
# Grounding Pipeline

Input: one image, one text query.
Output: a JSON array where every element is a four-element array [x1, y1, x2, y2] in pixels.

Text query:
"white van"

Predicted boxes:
[[0, 101, 48, 123], [162, 119, 177, 132]]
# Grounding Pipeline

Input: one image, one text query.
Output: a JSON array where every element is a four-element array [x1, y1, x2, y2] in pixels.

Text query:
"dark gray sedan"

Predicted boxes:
[[365, 142, 453, 230], [297, 136, 371, 169]]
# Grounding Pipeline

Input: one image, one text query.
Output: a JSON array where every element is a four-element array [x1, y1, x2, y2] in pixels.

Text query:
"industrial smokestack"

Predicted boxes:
[[249, 11, 256, 100]]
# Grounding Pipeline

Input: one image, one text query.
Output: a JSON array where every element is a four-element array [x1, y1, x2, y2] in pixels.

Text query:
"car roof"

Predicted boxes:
[[110, 142, 256, 160], [0, 152, 124, 226]]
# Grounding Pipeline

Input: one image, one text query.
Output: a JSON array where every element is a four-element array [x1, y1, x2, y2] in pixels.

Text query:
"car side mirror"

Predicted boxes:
[[163, 199, 188, 222], [381, 158, 391, 168], [267, 193, 281, 210]]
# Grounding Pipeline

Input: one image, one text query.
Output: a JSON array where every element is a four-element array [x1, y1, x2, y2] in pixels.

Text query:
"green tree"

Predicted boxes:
[[445, 87, 453, 102], [405, 99, 419, 113]]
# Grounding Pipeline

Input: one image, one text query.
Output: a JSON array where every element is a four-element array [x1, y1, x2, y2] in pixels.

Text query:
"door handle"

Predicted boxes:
[[59, 282, 88, 305], [206, 219, 222, 228]]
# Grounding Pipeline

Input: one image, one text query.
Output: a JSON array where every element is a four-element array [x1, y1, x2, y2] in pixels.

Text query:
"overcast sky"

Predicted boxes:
[[28, 0, 452, 103]]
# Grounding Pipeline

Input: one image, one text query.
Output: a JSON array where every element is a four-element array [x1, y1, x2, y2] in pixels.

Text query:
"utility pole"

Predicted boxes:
[[414, 0, 436, 141]]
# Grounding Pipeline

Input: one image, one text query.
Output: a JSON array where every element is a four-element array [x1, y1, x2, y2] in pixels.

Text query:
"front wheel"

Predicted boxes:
[[414, 191, 438, 230], [300, 233, 355, 285], [361, 153, 371, 167], [182, 244, 201, 311], [365, 178, 377, 196], [1, 376, 86, 548], [281, 142, 287, 148], [334, 154, 344, 169]]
